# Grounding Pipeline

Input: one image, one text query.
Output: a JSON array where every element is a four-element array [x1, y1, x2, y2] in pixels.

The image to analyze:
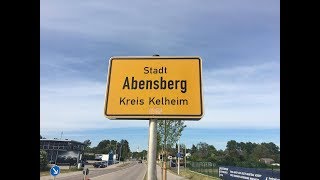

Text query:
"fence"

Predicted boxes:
[[186, 161, 219, 177], [185, 162, 280, 179]]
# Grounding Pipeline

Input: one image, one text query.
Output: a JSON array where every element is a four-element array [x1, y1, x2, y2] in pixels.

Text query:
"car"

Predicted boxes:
[[49, 160, 55, 164], [93, 161, 108, 168], [138, 160, 142, 163]]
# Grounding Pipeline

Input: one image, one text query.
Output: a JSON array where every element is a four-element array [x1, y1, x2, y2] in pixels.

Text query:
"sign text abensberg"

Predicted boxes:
[[121, 67, 188, 106]]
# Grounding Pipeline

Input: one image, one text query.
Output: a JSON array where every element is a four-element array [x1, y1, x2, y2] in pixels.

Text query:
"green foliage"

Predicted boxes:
[[132, 150, 147, 160], [82, 154, 95, 160], [188, 140, 280, 169], [40, 150, 49, 170], [191, 144, 197, 154], [118, 139, 131, 159], [251, 144, 271, 160], [83, 139, 91, 147], [86, 139, 131, 160], [157, 120, 186, 160]]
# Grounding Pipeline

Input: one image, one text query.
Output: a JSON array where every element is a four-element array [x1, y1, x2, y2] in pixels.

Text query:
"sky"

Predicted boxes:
[[40, 0, 280, 151]]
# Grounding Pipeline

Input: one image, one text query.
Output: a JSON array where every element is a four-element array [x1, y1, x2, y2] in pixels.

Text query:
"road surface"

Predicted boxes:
[[91, 161, 146, 180], [40, 161, 146, 180]]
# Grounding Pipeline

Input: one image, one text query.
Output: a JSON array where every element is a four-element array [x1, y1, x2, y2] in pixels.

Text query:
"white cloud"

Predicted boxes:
[[40, 0, 279, 50], [40, 61, 279, 132], [40, 80, 149, 132], [190, 61, 280, 128]]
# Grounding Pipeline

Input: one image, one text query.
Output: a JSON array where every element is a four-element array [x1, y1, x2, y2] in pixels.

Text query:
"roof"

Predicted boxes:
[[40, 138, 85, 145]]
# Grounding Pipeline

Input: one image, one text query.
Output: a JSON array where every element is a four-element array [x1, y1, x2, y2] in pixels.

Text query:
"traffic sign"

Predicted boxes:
[[104, 56, 204, 120], [50, 165, 60, 176], [177, 152, 181, 158]]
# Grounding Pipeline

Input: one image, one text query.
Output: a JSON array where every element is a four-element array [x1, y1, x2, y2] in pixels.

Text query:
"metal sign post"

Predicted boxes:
[[147, 119, 157, 180]]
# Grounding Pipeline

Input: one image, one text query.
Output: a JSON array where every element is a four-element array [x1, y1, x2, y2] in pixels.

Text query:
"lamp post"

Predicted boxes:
[[119, 143, 123, 162], [184, 145, 187, 169]]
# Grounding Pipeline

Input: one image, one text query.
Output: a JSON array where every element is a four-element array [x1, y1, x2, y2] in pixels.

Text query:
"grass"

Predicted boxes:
[[174, 169, 221, 180], [146, 162, 221, 180], [40, 167, 83, 177]]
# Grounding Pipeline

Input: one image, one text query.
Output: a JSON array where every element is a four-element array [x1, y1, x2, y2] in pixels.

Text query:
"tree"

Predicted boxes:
[[110, 140, 117, 152], [95, 140, 112, 154], [190, 144, 197, 154], [158, 120, 186, 148], [226, 140, 238, 151], [83, 139, 91, 148], [261, 142, 279, 155], [157, 120, 186, 158], [117, 139, 131, 160], [40, 150, 48, 170], [156, 131, 162, 155], [196, 142, 209, 159], [245, 142, 258, 155], [251, 144, 271, 160], [97, 140, 110, 150], [189, 142, 217, 161]]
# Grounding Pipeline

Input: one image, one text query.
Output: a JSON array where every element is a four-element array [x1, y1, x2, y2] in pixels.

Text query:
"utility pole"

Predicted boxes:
[[119, 143, 123, 162], [178, 137, 180, 175], [184, 145, 187, 169]]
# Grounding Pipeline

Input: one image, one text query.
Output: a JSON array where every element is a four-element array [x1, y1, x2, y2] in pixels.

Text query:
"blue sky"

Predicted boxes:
[[40, 0, 279, 151]]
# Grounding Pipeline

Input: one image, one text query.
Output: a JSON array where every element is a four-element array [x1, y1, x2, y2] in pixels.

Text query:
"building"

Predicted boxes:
[[40, 138, 85, 166], [259, 158, 275, 164]]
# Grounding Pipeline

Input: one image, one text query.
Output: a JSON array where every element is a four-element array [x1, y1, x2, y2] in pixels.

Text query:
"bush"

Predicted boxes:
[[40, 150, 49, 170], [83, 154, 95, 160]]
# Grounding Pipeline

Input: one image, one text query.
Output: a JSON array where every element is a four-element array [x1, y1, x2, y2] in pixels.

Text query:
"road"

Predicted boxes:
[[40, 161, 146, 180], [91, 161, 146, 180]]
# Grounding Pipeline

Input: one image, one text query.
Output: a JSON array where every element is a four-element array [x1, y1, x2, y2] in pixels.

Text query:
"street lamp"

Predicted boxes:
[[119, 143, 123, 163]]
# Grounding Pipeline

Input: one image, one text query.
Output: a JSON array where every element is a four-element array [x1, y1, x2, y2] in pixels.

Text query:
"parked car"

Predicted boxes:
[[49, 160, 55, 164], [93, 161, 108, 168], [138, 160, 142, 163]]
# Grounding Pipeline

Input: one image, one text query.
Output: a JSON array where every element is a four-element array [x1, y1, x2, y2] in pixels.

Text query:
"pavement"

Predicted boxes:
[[156, 164, 187, 180]]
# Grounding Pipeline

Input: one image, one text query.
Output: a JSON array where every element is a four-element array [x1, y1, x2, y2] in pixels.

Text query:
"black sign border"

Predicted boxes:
[[104, 56, 203, 120]]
